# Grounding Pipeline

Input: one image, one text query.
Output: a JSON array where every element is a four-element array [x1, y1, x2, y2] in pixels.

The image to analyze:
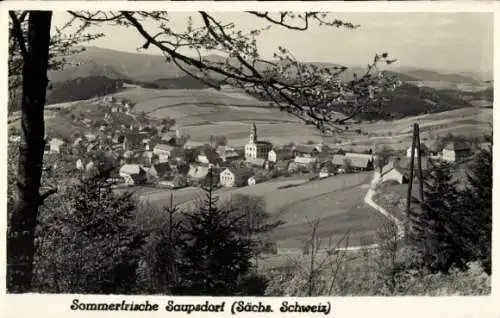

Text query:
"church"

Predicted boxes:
[[244, 122, 273, 160]]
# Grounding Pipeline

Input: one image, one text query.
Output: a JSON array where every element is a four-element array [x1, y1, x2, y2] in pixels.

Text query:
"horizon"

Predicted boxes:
[[51, 11, 493, 75]]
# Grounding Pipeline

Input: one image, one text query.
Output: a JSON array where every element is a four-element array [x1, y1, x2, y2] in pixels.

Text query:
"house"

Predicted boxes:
[[76, 158, 85, 171], [217, 146, 241, 162], [219, 167, 254, 187], [275, 160, 291, 171], [380, 161, 407, 184], [294, 156, 317, 165], [183, 140, 204, 150], [119, 164, 147, 186], [220, 150, 241, 162], [148, 162, 171, 181], [123, 134, 144, 151], [153, 143, 174, 163], [197, 152, 210, 164], [344, 153, 375, 171], [48, 138, 65, 153], [318, 161, 333, 178], [441, 141, 471, 163], [293, 144, 319, 158], [161, 132, 176, 144], [331, 154, 346, 167], [427, 142, 441, 159], [246, 157, 267, 168], [268, 149, 294, 163], [381, 157, 429, 184], [406, 144, 429, 158], [84, 133, 97, 142]]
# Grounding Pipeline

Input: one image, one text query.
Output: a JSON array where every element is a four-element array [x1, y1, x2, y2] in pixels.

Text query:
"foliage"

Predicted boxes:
[[32, 171, 147, 293], [408, 160, 468, 272], [460, 133, 492, 274], [168, 171, 259, 295]]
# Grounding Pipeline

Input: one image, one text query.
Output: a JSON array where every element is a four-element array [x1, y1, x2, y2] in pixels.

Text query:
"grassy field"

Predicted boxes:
[[138, 172, 383, 250], [111, 87, 324, 146]]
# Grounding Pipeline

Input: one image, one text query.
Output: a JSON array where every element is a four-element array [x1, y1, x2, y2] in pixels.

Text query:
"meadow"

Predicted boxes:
[[137, 172, 383, 250]]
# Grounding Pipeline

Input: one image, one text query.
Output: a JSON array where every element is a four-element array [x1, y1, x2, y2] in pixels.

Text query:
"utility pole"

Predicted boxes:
[[406, 123, 425, 239]]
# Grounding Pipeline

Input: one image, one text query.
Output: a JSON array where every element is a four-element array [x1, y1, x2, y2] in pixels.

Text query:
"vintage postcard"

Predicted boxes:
[[0, 1, 497, 318]]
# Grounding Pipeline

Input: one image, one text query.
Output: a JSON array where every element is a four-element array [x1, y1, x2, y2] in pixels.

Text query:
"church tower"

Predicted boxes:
[[249, 122, 257, 144]]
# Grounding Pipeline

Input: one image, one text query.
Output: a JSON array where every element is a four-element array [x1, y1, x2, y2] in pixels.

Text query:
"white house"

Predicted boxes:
[[380, 161, 407, 184], [153, 144, 174, 163], [268, 149, 294, 163], [219, 168, 253, 188], [49, 138, 65, 153], [119, 164, 147, 186], [197, 153, 210, 164], [406, 144, 428, 158], [441, 141, 471, 163], [76, 159, 84, 171]]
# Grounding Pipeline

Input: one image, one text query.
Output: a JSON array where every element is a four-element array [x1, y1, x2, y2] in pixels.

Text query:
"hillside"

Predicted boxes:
[[9, 46, 490, 120]]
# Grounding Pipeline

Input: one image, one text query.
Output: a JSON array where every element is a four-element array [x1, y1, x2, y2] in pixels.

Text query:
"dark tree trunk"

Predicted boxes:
[[7, 11, 52, 293]]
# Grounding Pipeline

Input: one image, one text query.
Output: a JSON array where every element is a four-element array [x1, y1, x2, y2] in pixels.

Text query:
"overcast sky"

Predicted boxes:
[[52, 11, 493, 73]]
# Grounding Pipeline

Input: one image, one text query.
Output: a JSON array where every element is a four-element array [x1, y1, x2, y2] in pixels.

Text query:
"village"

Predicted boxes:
[[8, 94, 483, 194]]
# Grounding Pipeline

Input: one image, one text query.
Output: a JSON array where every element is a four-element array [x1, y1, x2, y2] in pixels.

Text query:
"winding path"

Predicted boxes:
[[275, 171, 404, 255]]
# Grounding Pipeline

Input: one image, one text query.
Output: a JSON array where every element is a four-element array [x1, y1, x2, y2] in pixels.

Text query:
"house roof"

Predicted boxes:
[[120, 164, 143, 175], [345, 152, 374, 160], [444, 141, 471, 151], [223, 167, 254, 185], [384, 156, 429, 177], [269, 149, 294, 160], [184, 140, 205, 149], [294, 144, 318, 154], [345, 156, 372, 168], [154, 143, 174, 152], [246, 157, 266, 167], [331, 154, 345, 166], [188, 164, 210, 179]]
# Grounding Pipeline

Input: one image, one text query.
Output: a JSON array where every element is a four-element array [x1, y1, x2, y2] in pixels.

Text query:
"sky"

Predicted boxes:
[[51, 11, 493, 73]]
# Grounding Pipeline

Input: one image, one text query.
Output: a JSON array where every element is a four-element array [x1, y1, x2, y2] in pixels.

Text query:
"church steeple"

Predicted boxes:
[[249, 122, 257, 144]]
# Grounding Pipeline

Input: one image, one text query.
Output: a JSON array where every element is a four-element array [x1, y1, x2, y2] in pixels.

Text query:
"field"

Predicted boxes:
[[112, 87, 325, 146], [326, 107, 492, 152], [136, 172, 386, 250]]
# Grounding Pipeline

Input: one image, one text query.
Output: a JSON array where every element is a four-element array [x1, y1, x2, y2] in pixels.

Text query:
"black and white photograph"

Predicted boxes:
[[4, 4, 494, 302]]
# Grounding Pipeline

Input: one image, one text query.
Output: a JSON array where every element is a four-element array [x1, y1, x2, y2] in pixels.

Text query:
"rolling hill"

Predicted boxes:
[[8, 46, 491, 120]]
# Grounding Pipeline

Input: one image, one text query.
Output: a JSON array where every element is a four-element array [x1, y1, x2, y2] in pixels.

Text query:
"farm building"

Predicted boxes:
[[219, 167, 254, 187], [153, 143, 174, 162], [344, 153, 375, 171], [381, 157, 430, 184], [293, 144, 319, 158], [406, 143, 429, 158], [441, 141, 471, 163], [268, 149, 294, 163], [331, 154, 346, 167], [244, 122, 273, 160], [119, 164, 147, 186]]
